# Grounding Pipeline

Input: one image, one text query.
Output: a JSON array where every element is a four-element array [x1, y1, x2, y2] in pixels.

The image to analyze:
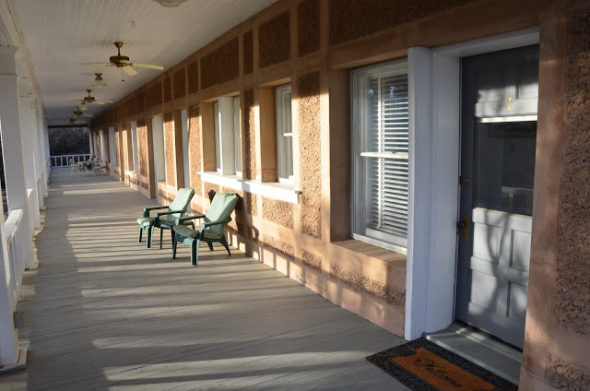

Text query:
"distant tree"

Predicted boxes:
[[48, 127, 90, 156]]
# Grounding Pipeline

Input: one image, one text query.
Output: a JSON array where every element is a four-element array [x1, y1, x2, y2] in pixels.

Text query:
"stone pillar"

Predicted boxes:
[[19, 95, 40, 230], [0, 177, 19, 368], [0, 46, 37, 270]]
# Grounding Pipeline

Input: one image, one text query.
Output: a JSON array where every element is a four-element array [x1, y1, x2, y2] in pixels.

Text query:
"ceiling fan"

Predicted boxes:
[[82, 41, 164, 76], [82, 89, 113, 105], [73, 110, 92, 118]]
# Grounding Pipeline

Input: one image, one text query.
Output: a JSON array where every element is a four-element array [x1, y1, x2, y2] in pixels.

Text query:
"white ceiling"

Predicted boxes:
[[8, 0, 278, 126]]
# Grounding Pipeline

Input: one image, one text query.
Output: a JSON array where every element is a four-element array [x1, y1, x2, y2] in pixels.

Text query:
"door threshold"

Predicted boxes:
[[424, 323, 522, 385]]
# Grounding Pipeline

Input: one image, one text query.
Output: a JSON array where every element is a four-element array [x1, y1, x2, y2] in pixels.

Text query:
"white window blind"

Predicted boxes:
[[233, 96, 242, 175], [275, 84, 293, 183], [214, 101, 222, 173], [352, 60, 409, 250], [181, 109, 190, 187]]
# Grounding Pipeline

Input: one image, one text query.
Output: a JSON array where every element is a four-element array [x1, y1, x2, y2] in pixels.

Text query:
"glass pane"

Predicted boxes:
[[233, 97, 242, 173], [213, 101, 221, 172], [474, 120, 536, 215]]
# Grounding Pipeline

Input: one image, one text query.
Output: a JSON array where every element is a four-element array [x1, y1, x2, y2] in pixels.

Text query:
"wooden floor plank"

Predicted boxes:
[[0, 173, 407, 390]]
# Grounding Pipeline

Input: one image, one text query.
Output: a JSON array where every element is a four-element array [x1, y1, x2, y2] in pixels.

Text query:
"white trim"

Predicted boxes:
[[480, 115, 537, 123], [199, 171, 300, 204], [404, 27, 540, 341]]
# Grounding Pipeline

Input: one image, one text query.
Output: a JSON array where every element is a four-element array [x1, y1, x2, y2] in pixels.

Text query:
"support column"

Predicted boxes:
[[0, 46, 27, 371], [0, 47, 38, 270], [19, 95, 40, 230]]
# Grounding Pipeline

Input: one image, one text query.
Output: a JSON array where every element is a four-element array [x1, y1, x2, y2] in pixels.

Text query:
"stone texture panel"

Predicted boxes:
[[329, 0, 476, 46], [555, 8, 590, 335], [262, 197, 294, 229], [259, 11, 290, 68], [330, 265, 405, 308], [138, 121, 148, 177], [163, 77, 172, 103], [163, 113, 176, 188], [265, 236, 295, 258], [243, 30, 253, 74], [136, 92, 144, 113], [302, 250, 322, 270], [173, 68, 186, 99], [201, 38, 239, 89], [187, 61, 199, 93], [298, 72, 322, 239], [147, 82, 162, 108], [243, 89, 256, 180], [188, 106, 202, 196], [297, 0, 320, 56], [545, 359, 590, 390]]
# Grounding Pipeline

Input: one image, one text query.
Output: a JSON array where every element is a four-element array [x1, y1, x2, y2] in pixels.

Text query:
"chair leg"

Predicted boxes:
[[138, 227, 143, 243], [191, 239, 200, 266], [220, 237, 231, 255], [207, 241, 214, 251], [159, 227, 163, 249], [170, 229, 175, 246], [172, 233, 178, 259], [147, 225, 154, 248]]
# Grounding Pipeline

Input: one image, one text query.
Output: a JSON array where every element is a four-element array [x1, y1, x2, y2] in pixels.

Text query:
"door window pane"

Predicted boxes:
[[474, 120, 536, 215]]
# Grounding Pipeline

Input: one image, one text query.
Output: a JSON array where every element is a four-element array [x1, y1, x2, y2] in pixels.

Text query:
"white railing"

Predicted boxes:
[[4, 209, 25, 302], [50, 154, 93, 168]]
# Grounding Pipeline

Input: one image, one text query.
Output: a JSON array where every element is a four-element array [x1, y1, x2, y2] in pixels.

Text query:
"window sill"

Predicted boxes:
[[334, 238, 407, 263], [199, 171, 300, 204], [352, 233, 407, 255]]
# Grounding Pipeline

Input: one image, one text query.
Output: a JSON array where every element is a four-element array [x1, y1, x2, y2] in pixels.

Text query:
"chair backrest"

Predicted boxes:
[[204, 193, 239, 237], [168, 187, 195, 217]]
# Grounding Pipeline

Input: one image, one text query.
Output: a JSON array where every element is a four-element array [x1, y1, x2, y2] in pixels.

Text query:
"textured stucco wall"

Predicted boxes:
[[187, 61, 199, 94], [297, 0, 320, 56], [163, 113, 176, 188], [163, 77, 172, 103], [328, 0, 477, 46], [243, 30, 253, 75], [243, 88, 256, 180], [259, 11, 290, 68], [173, 68, 186, 100], [137, 121, 148, 178], [297, 71, 322, 239], [200, 38, 239, 89], [262, 198, 294, 229], [188, 106, 202, 196]]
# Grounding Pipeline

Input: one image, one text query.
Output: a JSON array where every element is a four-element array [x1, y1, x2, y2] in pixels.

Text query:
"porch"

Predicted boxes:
[[0, 172, 405, 390]]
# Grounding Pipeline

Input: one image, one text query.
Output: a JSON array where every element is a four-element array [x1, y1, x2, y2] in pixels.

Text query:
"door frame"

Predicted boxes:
[[404, 27, 539, 341]]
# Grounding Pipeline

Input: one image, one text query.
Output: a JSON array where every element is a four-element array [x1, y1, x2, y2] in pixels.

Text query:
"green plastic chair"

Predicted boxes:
[[137, 187, 195, 249], [172, 192, 239, 266]]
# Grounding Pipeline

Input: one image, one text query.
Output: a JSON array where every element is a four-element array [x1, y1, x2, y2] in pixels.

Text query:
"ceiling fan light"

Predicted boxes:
[[91, 73, 107, 89], [78, 102, 88, 111]]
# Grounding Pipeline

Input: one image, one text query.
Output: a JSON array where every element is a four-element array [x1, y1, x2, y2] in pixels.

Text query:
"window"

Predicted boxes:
[[213, 96, 242, 176], [108, 127, 117, 166], [130, 122, 138, 172], [275, 84, 293, 183], [233, 96, 242, 176], [352, 60, 409, 250]]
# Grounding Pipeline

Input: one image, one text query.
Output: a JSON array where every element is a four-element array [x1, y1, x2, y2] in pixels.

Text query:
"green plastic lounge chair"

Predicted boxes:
[[171, 192, 239, 266], [137, 187, 195, 249]]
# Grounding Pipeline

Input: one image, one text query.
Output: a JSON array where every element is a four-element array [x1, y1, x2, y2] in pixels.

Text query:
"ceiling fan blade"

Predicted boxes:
[[83, 114, 93, 118], [122, 66, 138, 76], [80, 62, 112, 66], [131, 62, 164, 70], [95, 100, 113, 105]]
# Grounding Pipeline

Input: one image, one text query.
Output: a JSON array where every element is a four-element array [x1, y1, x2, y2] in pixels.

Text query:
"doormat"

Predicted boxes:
[[366, 339, 517, 391]]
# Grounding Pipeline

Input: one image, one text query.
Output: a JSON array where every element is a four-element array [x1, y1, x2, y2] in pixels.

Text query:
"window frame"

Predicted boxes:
[[274, 84, 293, 185], [212, 96, 242, 177], [351, 59, 409, 253]]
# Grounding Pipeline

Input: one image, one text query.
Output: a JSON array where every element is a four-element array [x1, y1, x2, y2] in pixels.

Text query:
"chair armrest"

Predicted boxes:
[[143, 205, 168, 217], [175, 214, 206, 225], [154, 209, 185, 219]]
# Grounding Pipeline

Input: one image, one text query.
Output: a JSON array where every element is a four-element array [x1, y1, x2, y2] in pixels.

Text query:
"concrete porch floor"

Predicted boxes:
[[0, 172, 406, 390]]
